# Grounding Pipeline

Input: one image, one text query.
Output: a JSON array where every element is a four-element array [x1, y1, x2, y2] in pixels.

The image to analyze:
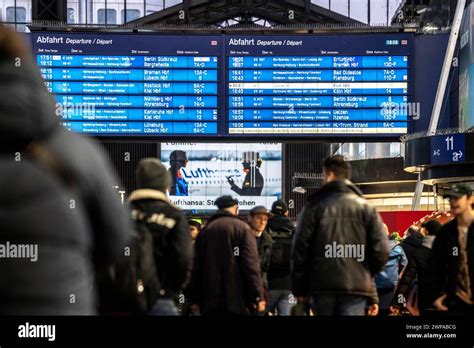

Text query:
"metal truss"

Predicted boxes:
[[128, 0, 361, 27]]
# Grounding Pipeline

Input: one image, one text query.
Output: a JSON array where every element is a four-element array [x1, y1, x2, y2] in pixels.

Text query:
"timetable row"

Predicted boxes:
[[37, 55, 219, 68], [228, 56, 409, 69], [228, 69, 408, 82], [62, 121, 218, 134], [228, 95, 408, 108], [45, 82, 218, 94], [40, 68, 218, 81]]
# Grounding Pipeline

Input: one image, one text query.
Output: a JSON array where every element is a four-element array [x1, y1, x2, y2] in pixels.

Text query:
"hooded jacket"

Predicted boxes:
[[0, 61, 133, 314], [400, 231, 424, 261], [292, 180, 389, 298]]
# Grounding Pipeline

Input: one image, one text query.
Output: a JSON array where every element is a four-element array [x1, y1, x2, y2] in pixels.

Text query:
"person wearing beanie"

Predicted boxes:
[[136, 157, 172, 192], [189, 196, 266, 316], [128, 158, 193, 316], [266, 200, 296, 315]]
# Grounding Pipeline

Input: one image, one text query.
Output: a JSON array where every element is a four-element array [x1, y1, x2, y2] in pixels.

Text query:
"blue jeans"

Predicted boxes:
[[149, 298, 179, 316], [312, 295, 367, 316], [266, 290, 296, 316]]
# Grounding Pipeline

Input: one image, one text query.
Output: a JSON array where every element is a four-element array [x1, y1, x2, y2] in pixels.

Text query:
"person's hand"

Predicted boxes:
[[389, 305, 401, 315], [226, 176, 235, 185], [253, 300, 266, 313], [433, 294, 449, 311], [367, 304, 379, 316]]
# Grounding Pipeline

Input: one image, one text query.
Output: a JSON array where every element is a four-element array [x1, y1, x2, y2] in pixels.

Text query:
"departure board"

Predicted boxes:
[[31, 33, 413, 138], [226, 35, 413, 136], [32, 33, 221, 136]]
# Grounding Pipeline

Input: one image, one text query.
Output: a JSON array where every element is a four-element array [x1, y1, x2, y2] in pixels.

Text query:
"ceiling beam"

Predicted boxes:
[[128, 0, 361, 26]]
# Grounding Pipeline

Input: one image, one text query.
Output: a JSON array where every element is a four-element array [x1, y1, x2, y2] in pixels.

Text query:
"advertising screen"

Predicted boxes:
[[161, 143, 282, 211]]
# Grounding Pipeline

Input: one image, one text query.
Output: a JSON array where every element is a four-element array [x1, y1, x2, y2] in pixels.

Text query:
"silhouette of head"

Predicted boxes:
[[242, 151, 262, 171]]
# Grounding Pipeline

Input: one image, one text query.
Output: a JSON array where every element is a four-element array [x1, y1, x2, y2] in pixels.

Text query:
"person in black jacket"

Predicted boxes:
[[400, 226, 424, 261], [189, 196, 266, 316], [292, 155, 389, 316], [431, 184, 474, 315], [0, 26, 134, 315], [248, 206, 273, 291], [128, 158, 193, 315], [266, 200, 296, 316], [391, 220, 442, 315]]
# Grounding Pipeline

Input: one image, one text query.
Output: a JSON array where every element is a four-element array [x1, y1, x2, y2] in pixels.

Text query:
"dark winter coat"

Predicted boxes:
[[256, 229, 273, 289], [0, 61, 133, 315], [393, 236, 436, 310], [189, 210, 264, 315], [128, 189, 193, 296], [292, 180, 389, 298], [400, 232, 424, 261], [267, 215, 295, 291]]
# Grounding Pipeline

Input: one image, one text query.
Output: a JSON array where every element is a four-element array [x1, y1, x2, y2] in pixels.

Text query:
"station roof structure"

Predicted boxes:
[[128, 0, 363, 27]]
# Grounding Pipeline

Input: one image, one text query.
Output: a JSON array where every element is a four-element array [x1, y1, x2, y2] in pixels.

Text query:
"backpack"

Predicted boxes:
[[375, 244, 404, 289], [97, 209, 161, 314], [269, 230, 293, 272]]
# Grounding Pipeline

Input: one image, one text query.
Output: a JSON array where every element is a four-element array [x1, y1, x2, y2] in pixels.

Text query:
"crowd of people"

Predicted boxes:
[[0, 25, 473, 317]]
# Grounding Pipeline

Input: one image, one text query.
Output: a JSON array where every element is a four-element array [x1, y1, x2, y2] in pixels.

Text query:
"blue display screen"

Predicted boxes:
[[226, 35, 413, 136], [32, 33, 221, 136]]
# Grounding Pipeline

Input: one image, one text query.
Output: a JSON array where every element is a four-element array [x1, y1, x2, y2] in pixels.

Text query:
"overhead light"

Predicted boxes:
[[423, 24, 439, 32], [417, 7, 428, 15]]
